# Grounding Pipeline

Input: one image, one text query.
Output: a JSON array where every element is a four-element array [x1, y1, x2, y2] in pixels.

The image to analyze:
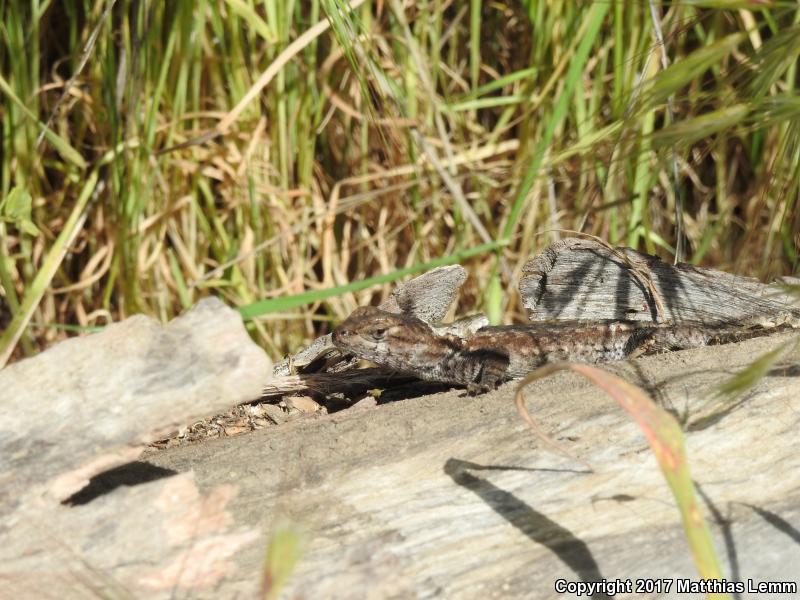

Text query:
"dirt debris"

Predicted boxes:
[[149, 395, 337, 449]]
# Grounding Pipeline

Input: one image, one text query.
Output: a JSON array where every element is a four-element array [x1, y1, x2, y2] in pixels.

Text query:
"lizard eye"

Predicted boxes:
[[369, 327, 387, 341]]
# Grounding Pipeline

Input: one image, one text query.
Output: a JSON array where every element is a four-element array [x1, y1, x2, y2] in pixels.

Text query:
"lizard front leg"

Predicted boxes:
[[440, 347, 510, 394]]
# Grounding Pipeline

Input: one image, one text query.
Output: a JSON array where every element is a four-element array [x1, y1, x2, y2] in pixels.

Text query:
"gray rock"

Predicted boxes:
[[0, 296, 271, 504], [0, 297, 272, 600]]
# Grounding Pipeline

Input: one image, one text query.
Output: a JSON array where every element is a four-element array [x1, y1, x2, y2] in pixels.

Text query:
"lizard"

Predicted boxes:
[[331, 306, 787, 392]]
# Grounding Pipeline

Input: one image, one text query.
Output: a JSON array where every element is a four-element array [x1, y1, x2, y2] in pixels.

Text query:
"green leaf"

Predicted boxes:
[[28, 321, 104, 333], [224, 0, 276, 42], [485, 270, 503, 325], [0, 170, 99, 368], [647, 33, 745, 107], [444, 95, 528, 113], [1, 187, 40, 237], [456, 67, 538, 100], [0, 73, 88, 170], [749, 24, 800, 97], [755, 95, 800, 127]]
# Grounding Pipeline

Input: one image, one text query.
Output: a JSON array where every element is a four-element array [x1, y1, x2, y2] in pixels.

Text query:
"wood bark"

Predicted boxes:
[[520, 238, 799, 326]]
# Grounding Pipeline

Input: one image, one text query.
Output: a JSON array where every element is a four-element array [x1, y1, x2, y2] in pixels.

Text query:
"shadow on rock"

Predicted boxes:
[[64, 461, 178, 506], [444, 458, 604, 599]]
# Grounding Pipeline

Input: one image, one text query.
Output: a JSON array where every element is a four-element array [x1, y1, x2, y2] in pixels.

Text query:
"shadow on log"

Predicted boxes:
[[520, 238, 799, 326]]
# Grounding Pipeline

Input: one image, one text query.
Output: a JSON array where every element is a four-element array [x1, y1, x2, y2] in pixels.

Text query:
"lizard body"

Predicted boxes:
[[331, 306, 771, 390]]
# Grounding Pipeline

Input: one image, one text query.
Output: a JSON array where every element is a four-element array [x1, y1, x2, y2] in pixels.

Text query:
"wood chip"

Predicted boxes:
[[223, 425, 250, 436], [284, 396, 323, 413], [262, 404, 289, 424]]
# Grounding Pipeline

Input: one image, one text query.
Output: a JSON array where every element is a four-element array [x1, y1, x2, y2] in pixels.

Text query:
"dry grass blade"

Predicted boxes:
[[4, 2, 800, 362], [515, 363, 730, 594], [218, 0, 366, 133], [34, 0, 117, 149], [512, 362, 595, 471], [161, 0, 367, 154], [410, 130, 492, 245]]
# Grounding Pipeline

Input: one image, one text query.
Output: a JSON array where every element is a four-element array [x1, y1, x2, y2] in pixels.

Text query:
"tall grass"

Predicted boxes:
[[0, 0, 798, 364]]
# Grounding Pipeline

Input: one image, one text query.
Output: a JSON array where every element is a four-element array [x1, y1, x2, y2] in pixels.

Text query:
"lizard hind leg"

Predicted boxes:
[[624, 327, 659, 359], [465, 348, 511, 393]]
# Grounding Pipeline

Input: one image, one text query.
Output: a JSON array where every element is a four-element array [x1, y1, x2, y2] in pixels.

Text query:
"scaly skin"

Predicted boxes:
[[332, 306, 784, 390]]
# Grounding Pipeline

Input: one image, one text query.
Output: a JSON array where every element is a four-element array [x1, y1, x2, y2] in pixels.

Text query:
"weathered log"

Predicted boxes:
[[520, 238, 799, 326], [145, 332, 800, 598], [2, 250, 799, 599], [377, 263, 467, 322], [261, 368, 416, 398], [271, 239, 799, 398]]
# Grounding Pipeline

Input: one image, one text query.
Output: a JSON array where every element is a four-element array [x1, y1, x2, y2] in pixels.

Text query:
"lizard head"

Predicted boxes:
[[332, 306, 438, 366]]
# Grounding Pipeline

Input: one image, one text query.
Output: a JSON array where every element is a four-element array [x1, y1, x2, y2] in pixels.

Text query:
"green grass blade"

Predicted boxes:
[[224, 0, 276, 42], [500, 1, 609, 243], [469, 0, 481, 91], [647, 33, 745, 108], [168, 249, 193, 310], [28, 322, 104, 334], [717, 340, 796, 398], [457, 67, 538, 100], [0, 169, 98, 367], [679, 1, 779, 10], [444, 95, 528, 112], [238, 241, 506, 319], [652, 105, 750, 150], [0, 72, 87, 170], [260, 523, 304, 600]]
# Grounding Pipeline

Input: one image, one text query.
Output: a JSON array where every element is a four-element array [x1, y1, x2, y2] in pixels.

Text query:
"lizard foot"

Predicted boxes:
[[466, 383, 493, 396]]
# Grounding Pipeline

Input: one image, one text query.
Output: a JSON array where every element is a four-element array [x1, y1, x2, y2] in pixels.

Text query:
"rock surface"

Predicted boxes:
[[143, 331, 800, 599], [0, 298, 271, 599]]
